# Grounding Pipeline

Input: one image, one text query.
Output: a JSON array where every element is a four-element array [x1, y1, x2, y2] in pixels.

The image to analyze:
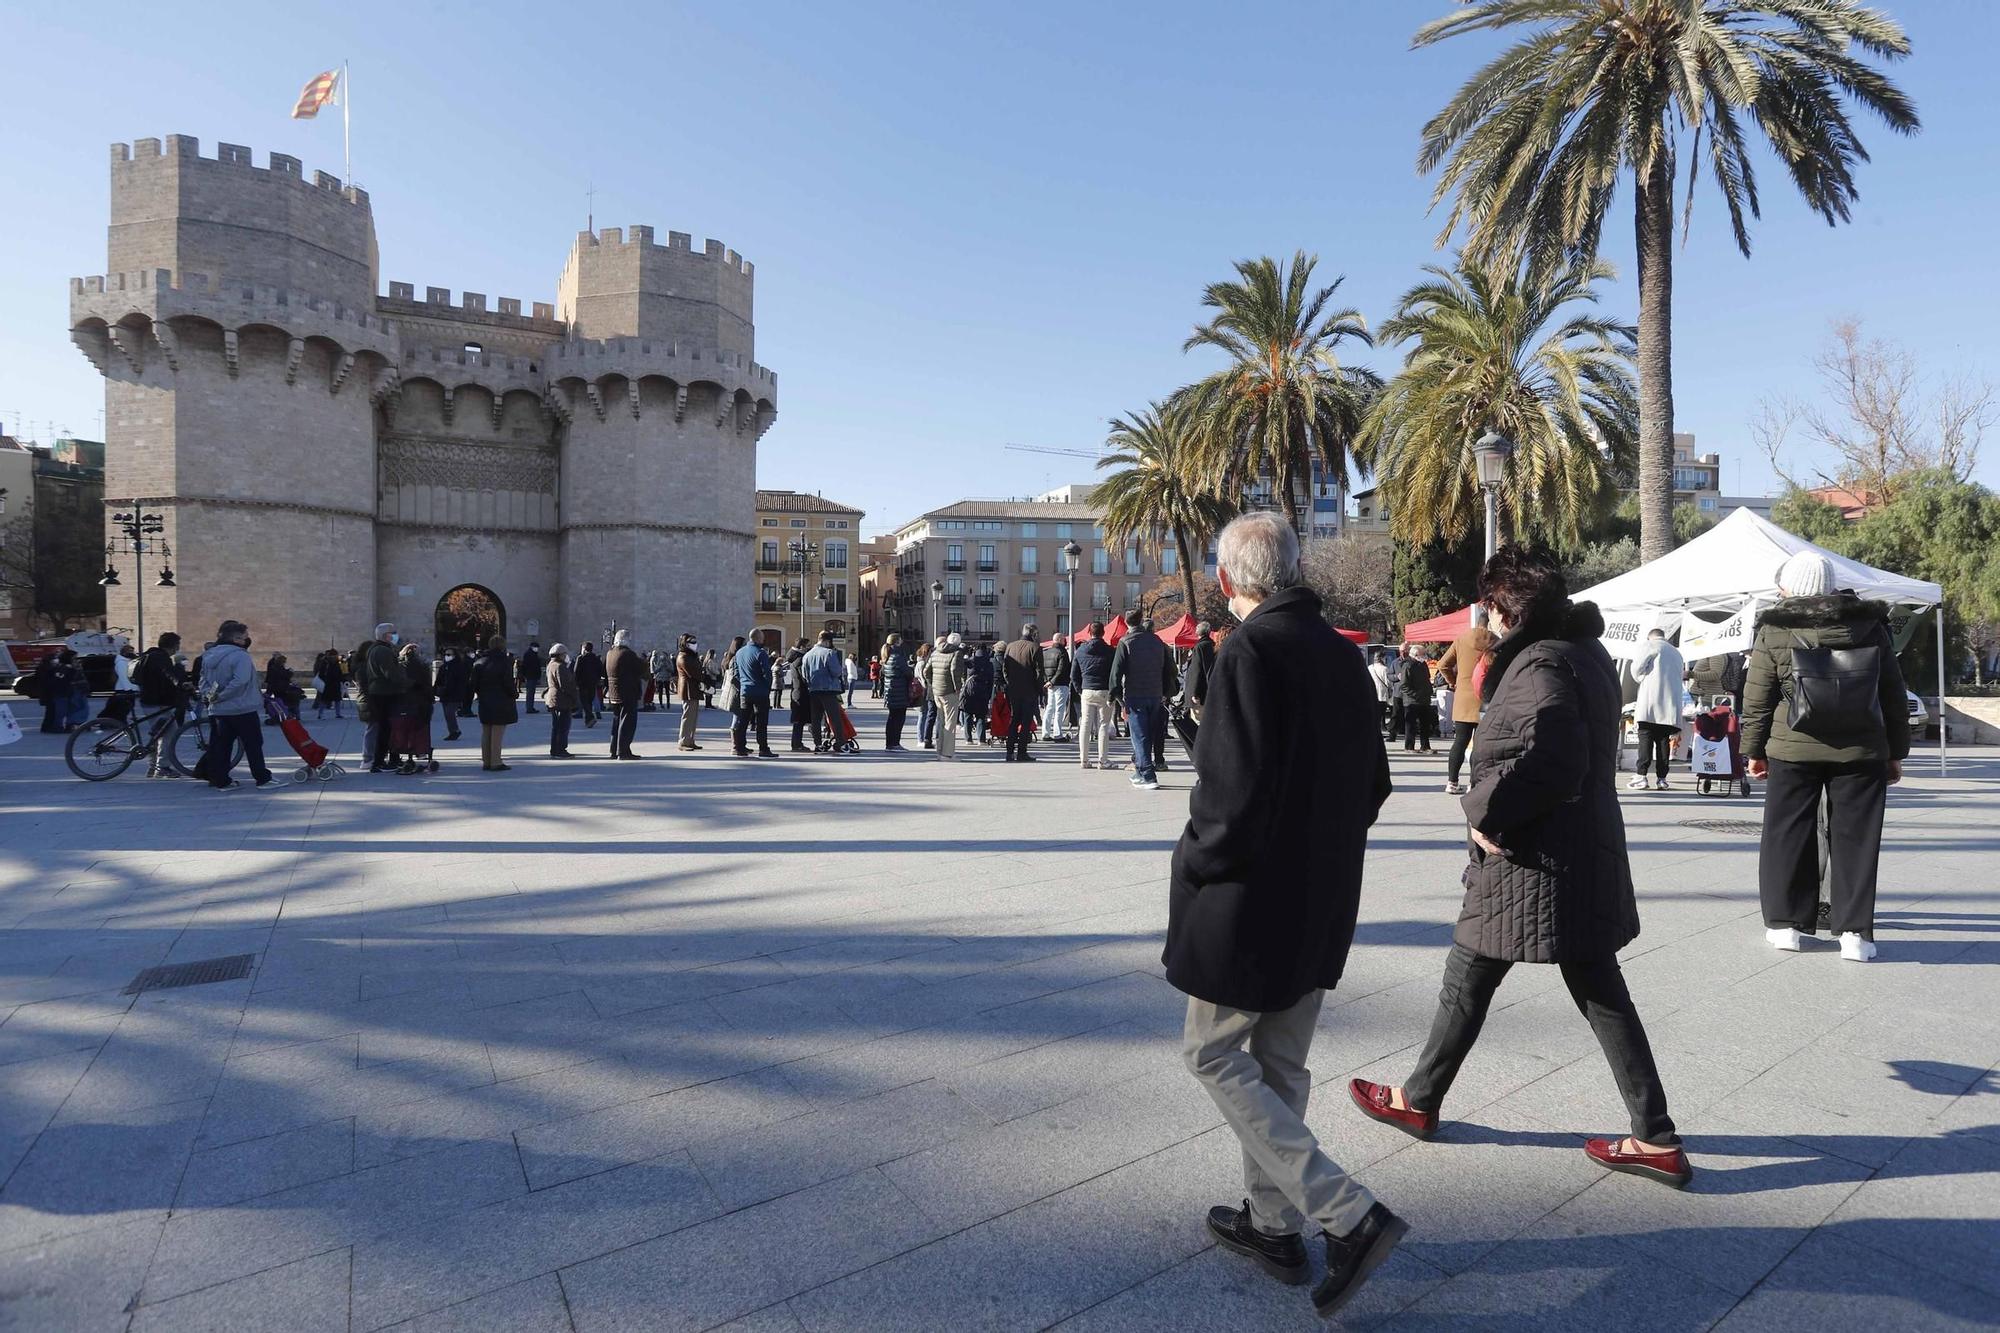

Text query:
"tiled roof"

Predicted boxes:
[[755, 490, 863, 515], [918, 499, 1103, 521]]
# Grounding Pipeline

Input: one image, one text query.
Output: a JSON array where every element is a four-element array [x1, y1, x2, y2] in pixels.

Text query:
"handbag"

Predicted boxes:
[[1786, 641, 1883, 735]]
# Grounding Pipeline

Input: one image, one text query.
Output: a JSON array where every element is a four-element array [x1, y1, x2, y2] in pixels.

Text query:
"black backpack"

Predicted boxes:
[[1786, 641, 1883, 735]]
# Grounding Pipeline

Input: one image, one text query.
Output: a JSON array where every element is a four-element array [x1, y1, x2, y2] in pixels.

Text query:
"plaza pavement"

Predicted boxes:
[[0, 697, 1995, 1332]]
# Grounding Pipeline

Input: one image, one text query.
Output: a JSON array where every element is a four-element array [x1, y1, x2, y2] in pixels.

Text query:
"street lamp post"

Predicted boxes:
[[789, 538, 820, 644], [930, 579, 944, 639], [1062, 540, 1081, 639], [99, 509, 174, 651], [1472, 431, 1514, 562]]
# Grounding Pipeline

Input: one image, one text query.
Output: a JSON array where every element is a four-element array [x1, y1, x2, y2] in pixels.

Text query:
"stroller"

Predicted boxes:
[[1169, 699, 1199, 753], [264, 694, 344, 782], [1690, 696, 1748, 797]]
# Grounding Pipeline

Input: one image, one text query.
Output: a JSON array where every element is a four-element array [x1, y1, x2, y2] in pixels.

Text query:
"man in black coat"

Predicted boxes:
[[1165, 512, 1404, 1317], [603, 630, 646, 759], [574, 643, 606, 726], [517, 641, 544, 714]]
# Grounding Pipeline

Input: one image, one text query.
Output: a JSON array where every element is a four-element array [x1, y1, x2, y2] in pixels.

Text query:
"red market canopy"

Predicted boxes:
[[1401, 605, 1470, 644], [1336, 628, 1368, 645], [1154, 614, 1199, 649]]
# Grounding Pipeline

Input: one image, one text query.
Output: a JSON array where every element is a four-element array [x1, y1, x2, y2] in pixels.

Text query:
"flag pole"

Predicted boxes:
[[342, 59, 352, 185]]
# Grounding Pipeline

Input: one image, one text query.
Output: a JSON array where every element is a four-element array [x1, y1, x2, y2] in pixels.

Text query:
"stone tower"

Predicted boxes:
[[71, 137, 387, 659], [69, 137, 776, 664], [550, 227, 771, 653]]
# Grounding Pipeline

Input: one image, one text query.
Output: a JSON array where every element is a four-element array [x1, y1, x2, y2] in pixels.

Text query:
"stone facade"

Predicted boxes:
[[68, 135, 775, 662]]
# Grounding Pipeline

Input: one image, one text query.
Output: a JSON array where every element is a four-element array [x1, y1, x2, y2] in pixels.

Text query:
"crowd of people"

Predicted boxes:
[[25, 506, 1915, 1318]]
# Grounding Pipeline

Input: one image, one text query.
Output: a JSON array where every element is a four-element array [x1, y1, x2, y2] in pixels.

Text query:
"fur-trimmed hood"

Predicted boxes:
[[1482, 600, 1605, 702], [1757, 591, 1890, 631]]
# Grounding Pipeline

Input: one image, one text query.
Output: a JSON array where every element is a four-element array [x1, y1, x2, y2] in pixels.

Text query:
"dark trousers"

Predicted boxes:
[[732, 699, 771, 754], [1447, 720, 1476, 785], [1406, 942, 1678, 1145], [609, 703, 639, 757], [919, 698, 936, 746], [1634, 722, 1675, 780], [1005, 697, 1034, 757], [886, 706, 908, 749], [1127, 698, 1165, 782], [1403, 701, 1434, 750], [197, 711, 272, 788], [440, 700, 462, 739], [373, 714, 395, 769], [549, 709, 572, 754], [1386, 698, 1404, 739], [791, 693, 817, 747], [1760, 757, 1887, 937], [811, 691, 845, 748]]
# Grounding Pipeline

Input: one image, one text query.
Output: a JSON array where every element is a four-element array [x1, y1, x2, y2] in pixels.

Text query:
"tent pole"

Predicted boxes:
[[1937, 602, 1948, 776]]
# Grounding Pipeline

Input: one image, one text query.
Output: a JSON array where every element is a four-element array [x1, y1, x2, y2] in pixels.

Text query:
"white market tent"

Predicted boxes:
[[1573, 506, 1949, 770]]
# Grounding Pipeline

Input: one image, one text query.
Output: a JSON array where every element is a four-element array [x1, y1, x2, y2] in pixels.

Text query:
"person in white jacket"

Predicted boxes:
[[1629, 629, 1685, 791]]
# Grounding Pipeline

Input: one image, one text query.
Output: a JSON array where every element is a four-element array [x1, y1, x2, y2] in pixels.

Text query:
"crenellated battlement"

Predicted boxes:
[[570, 225, 753, 278], [382, 282, 560, 326], [545, 336, 775, 388], [112, 135, 371, 210], [70, 268, 388, 332]]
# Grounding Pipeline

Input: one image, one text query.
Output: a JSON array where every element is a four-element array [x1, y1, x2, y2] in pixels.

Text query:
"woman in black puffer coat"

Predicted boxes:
[[1348, 547, 1691, 1190]]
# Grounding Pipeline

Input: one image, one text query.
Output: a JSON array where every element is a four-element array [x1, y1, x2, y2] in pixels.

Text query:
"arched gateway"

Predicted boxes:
[[435, 584, 505, 654]]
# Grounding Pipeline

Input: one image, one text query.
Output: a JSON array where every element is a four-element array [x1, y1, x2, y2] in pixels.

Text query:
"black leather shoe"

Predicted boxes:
[[1313, 1203, 1408, 1318], [1206, 1200, 1308, 1286]]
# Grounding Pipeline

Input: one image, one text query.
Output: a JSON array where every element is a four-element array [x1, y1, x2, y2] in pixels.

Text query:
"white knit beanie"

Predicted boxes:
[[1777, 551, 1835, 598]]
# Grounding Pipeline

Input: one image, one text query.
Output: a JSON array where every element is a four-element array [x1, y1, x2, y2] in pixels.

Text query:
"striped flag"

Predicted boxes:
[[291, 69, 341, 120]]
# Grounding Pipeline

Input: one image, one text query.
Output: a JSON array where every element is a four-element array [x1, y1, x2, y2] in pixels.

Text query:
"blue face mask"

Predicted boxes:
[[389, 633, 401, 645]]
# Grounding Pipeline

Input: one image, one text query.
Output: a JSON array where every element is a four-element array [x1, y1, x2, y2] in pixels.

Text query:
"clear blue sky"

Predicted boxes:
[[3, 1, 1994, 534]]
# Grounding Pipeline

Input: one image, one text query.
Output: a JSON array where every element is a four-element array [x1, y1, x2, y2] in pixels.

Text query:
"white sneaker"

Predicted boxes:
[[1627, 776, 1652, 790], [1766, 927, 1804, 952], [1655, 777, 1671, 790], [1840, 933, 1878, 962]]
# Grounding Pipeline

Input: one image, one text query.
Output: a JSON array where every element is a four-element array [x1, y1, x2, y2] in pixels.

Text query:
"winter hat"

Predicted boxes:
[[1776, 551, 1835, 598]]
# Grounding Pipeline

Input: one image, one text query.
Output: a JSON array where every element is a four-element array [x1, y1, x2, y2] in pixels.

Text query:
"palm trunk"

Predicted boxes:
[[1277, 452, 1302, 536], [1175, 528, 1199, 623], [1634, 148, 1676, 564]]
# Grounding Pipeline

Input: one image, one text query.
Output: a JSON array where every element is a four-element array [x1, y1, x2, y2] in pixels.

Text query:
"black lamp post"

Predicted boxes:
[[1062, 540, 1081, 639], [101, 508, 172, 651], [930, 579, 944, 638], [789, 538, 820, 643]]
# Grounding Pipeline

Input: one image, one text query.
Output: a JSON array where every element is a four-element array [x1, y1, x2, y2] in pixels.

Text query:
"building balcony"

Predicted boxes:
[[755, 559, 800, 574], [975, 594, 997, 606], [976, 561, 998, 572], [758, 599, 795, 613], [942, 594, 965, 606], [943, 561, 966, 572]]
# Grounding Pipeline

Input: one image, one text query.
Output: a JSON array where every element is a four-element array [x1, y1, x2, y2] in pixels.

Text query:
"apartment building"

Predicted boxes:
[[753, 490, 864, 647], [887, 488, 1183, 645], [855, 534, 897, 658]]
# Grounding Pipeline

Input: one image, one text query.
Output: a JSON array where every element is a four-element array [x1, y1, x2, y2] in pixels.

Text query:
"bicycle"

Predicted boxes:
[[64, 703, 242, 782]]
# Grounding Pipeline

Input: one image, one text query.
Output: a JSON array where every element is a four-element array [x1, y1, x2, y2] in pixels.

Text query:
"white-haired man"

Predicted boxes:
[[603, 629, 646, 759], [925, 632, 966, 760], [1040, 631, 1073, 742], [1165, 511, 1403, 1316]]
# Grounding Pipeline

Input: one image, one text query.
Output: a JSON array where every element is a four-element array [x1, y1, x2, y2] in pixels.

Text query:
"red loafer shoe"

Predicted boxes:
[[1584, 1137, 1693, 1189], [1348, 1079, 1437, 1140]]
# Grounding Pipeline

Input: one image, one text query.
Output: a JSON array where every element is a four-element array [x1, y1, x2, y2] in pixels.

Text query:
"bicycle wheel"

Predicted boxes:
[[66, 718, 141, 781], [168, 717, 243, 779]]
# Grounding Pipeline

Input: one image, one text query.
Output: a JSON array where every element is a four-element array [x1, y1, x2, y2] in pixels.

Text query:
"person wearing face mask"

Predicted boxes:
[[193, 620, 275, 790], [354, 622, 409, 774], [1350, 545, 1690, 1191], [542, 643, 578, 757], [675, 633, 706, 751], [433, 645, 468, 741]]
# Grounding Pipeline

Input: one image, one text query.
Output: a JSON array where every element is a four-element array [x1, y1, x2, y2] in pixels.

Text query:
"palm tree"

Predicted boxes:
[[1358, 254, 1637, 548], [1096, 399, 1239, 617], [1413, 1, 1918, 562], [1181, 252, 1382, 535]]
